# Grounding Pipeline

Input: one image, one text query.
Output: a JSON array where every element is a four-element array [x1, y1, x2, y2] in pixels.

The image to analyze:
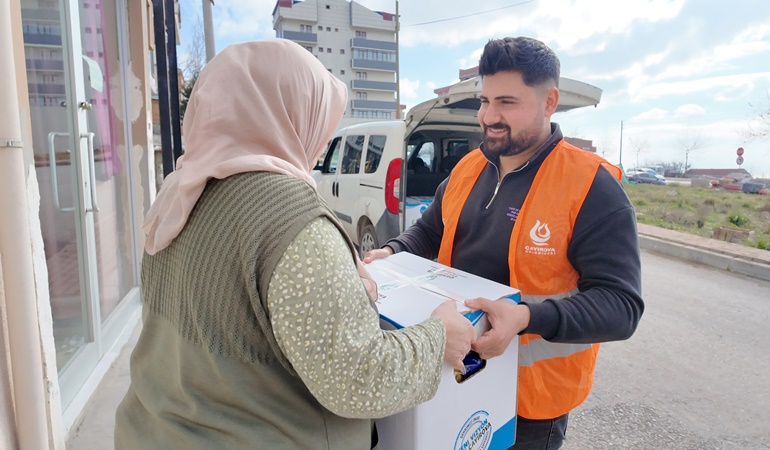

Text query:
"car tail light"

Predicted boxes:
[[385, 158, 402, 215]]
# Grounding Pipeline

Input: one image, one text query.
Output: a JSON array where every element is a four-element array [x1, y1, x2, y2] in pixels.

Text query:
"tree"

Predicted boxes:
[[597, 133, 615, 161], [746, 90, 770, 139], [659, 161, 685, 177], [180, 13, 206, 122], [629, 136, 649, 169], [677, 128, 702, 174]]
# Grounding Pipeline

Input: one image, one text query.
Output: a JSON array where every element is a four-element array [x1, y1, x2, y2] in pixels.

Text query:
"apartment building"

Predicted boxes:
[[272, 0, 399, 127]]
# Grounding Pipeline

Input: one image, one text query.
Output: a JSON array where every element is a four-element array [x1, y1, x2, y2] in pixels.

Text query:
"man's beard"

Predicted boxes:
[[482, 123, 541, 160]]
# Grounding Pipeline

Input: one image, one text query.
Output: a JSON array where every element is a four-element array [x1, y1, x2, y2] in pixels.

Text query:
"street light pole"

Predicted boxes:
[[202, 0, 216, 62]]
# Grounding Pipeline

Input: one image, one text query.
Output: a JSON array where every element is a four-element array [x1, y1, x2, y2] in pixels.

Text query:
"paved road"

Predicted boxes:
[[564, 249, 770, 449]]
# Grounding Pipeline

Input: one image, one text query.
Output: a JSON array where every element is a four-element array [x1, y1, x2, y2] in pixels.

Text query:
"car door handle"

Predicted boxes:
[[333, 181, 339, 197]]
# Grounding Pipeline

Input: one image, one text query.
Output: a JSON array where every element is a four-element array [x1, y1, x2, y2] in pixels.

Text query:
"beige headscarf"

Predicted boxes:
[[143, 39, 348, 254]]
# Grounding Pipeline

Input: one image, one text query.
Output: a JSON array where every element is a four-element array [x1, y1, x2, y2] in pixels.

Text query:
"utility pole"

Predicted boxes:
[[202, 0, 216, 62], [618, 120, 624, 168], [394, 0, 400, 119]]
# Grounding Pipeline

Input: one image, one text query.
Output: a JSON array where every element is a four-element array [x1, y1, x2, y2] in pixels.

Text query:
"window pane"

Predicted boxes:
[[323, 138, 342, 173], [341, 135, 365, 174], [365, 135, 386, 173]]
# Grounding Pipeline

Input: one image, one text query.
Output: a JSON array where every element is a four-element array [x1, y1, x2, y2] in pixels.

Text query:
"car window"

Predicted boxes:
[[321, 137, 342, 174], [416, 142, 434, 169], [341, 135, 365, 174], [365, 135, 386, 173]]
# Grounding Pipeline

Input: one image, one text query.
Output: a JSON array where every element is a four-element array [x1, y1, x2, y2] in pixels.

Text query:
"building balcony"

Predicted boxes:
[[351, 38, 396, 52], [281, 30, 317, 44], [23, 33, 62, 46], [28, 83, 66, 95], [26, 59, 65, 71], [351, 99, 398, 111], [351, 59, 396, 72], [351, 79, 397, 92], [21, 8, 60, 21]]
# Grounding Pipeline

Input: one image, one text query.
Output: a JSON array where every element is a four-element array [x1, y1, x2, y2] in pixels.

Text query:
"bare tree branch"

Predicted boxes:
[[677, 128, 703, 173], [180, 14, 206, 122], [746, 90, 770, 139], [629, 136, 649, 169], [181, 13, 206, 81]]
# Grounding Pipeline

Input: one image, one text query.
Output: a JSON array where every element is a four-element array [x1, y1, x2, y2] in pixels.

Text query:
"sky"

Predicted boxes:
[[178, 0, 770, 177]]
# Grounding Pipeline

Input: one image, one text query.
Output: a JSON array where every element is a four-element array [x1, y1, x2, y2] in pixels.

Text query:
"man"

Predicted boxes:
[[364, 37, 644, 449]]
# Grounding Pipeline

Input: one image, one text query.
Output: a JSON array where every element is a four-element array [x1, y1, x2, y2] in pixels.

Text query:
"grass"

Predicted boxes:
[[624, 183, 770, 251]]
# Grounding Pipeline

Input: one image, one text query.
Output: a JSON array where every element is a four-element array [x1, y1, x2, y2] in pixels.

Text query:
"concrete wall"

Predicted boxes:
[[0, 259, 17, 450]]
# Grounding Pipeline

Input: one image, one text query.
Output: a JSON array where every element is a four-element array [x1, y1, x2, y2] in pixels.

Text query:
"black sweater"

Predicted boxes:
[[386, 124, 644, 344]]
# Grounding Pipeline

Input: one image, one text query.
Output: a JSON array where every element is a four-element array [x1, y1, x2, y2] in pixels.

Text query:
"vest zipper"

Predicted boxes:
[[485, 163, 502, 209], [485, 160, 531, 209]]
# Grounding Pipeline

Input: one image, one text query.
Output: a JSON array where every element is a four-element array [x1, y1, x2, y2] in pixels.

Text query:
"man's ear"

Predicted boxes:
[[544, 86, 559, 117]]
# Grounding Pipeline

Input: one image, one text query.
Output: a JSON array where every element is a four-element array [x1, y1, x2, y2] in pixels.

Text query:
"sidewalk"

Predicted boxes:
[[65, 322, 140, 450], [637, 223, 770, 282], [64, 226, 770, 449]]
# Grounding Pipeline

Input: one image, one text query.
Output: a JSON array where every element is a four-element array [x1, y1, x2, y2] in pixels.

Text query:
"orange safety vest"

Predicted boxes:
[[438, 140, 622, 420]]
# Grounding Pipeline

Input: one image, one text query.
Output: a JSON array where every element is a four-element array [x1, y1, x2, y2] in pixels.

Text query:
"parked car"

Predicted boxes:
[[628, 171, 667, 185], [312, 76, 604, 255]]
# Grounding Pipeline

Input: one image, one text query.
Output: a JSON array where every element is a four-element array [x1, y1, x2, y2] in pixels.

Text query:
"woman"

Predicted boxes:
[[114, 39, 474, 449]]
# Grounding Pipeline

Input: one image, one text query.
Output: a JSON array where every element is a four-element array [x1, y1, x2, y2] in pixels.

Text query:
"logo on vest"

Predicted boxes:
[[525, 220, 556, 255], [454, 410, 492, 450]]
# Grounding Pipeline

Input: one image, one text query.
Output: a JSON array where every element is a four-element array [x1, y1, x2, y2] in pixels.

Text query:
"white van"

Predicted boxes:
[[312, 76, 603, 255]]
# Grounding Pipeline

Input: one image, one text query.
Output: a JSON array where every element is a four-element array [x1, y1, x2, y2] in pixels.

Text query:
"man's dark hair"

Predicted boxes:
[[478, 37, 560, 88]]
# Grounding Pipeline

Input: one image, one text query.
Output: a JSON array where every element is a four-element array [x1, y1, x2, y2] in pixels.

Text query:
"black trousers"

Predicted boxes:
[[508, 413, 569, 450]]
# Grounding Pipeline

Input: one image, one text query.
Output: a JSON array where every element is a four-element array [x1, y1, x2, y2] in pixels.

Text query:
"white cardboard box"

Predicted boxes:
[[404, 196, 433, 227], [366, 252, 520, 450]]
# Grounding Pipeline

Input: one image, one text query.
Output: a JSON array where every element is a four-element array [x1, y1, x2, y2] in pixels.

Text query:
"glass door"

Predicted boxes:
[[21, 0, 139, 411]]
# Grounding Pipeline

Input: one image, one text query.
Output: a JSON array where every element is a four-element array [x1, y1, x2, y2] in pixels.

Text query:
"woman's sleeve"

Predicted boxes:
[[267, 216, 446, 419]]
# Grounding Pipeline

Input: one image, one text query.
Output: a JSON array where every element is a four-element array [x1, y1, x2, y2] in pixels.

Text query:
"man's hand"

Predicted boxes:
[[464, 298, 530, 359], [362, 246, 394, 263], [430, 300, 476, 371]]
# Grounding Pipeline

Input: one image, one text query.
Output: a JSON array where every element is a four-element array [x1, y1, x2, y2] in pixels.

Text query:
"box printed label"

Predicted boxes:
[[455, 410, 493, 450]]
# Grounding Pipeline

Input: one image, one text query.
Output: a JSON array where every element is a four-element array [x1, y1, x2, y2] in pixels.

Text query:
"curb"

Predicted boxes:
[[638, 235, 770, 282]]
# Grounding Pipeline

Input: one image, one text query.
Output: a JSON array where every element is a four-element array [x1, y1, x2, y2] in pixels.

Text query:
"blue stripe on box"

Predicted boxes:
[[463, 309, 485, 326], [489, 416, 516, 449], [380, 315, 405, 329]]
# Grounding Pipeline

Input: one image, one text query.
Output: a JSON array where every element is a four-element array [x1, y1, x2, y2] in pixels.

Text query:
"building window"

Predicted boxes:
[[356, 72, 367, 80], [328, 69, 332, 72], [326, 4, 330, 8], [353, 49, 395, 63], [326, 48, 331, 53], [326, 27, 331, 32], [356, 92, 368, 100], [335, 28, 339, 32], [318, 47, 324, 52], [300, 24, 312, 33], [305, 46, 313, 52], [356, 31, 367, 38], [318, 25, 322, 31], [352, 109, 392, 119], [340, 70, 345, 75], [340, 49, 345, 54]]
